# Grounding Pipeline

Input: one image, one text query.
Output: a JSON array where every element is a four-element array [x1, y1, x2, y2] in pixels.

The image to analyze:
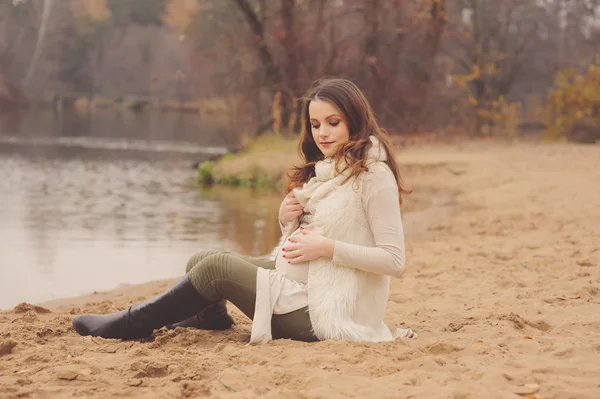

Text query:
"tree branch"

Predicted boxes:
[[231, 0, 281, 87]]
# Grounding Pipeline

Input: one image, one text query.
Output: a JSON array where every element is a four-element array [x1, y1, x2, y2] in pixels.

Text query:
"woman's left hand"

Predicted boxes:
[[283, 227, 335, 264]]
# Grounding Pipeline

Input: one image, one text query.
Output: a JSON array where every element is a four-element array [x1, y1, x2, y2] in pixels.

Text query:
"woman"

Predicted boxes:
[[72, 78, 416, 344]]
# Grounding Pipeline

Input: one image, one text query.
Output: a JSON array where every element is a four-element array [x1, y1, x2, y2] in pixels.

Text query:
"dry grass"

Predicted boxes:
[[207, 135, 300, 189]]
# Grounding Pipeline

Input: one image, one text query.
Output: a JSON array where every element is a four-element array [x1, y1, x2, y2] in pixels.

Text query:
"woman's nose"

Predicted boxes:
[[319, 126, 329, 138]]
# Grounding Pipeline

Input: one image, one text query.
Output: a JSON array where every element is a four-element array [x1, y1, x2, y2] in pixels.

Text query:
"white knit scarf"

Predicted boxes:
[[292, 135, 387, 211]]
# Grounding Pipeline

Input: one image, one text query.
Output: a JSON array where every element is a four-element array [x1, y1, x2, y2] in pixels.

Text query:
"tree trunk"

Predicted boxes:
[[23, 0, 53, 87], [413, 0, 446, 126], [232, 0, 281, 87], [361, 0, 384, 115], [470, 0, 486, 135], [280, 0, 299, 134], [233, 0, 300, 135]]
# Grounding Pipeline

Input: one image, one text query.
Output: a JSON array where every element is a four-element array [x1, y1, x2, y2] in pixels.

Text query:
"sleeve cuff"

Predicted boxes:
[[332, 240, 344, 263]]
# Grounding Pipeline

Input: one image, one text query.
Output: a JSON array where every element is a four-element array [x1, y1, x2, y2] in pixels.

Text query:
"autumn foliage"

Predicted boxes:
[[451, 65, 521, 136], [546, 55, 600, 143], [2, 0, 600, 141]]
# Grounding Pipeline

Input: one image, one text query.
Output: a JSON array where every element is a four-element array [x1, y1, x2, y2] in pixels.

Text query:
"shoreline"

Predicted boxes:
[[2, 139, 599, 399]]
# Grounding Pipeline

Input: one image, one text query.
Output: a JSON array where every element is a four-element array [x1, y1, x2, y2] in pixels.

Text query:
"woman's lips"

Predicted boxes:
[[320, 141, 334, 147]]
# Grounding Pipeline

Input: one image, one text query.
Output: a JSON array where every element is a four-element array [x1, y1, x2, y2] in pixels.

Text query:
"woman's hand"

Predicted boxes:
[[282, 227, 335, 264], [279, 192, 304, 227]]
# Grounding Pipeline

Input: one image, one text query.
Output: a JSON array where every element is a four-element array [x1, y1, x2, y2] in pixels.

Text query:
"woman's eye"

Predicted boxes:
[[311, 124, 320, 129], [330, 120, 340, 127]]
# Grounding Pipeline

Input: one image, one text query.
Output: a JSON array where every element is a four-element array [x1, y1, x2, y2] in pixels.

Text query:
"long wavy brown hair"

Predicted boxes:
[[286, 78, 411, 204]]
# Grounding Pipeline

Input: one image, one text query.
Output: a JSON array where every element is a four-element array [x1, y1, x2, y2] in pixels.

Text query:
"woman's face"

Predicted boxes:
[[308, 99, 350, 158]]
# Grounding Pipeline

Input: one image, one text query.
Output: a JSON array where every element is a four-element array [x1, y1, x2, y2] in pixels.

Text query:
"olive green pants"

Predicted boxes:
[[185, 251, 317, 342]]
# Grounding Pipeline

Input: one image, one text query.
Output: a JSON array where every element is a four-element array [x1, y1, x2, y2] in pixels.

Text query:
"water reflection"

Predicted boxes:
[[199, 186, 284, 256], [0, 152, 283, 309]]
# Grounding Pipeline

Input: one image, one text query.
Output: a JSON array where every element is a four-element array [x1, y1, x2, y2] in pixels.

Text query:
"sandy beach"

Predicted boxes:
[[1, 140, 599, 399]]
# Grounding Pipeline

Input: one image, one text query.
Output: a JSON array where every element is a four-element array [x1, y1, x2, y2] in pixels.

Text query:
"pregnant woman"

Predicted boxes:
[[72, 78, 417, 344]]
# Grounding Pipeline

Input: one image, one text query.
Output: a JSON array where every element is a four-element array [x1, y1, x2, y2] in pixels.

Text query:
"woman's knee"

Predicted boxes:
[[188, 252, 258, 301], [185, 250, 227, 274], [188, 253, 235, 288]]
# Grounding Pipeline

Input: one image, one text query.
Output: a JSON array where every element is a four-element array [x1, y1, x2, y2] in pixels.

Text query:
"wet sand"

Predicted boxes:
[[1, 140, 599, 398]]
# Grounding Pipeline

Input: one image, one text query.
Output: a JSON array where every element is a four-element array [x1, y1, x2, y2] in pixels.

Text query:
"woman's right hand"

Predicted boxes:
[[279, 192, 304, 227]]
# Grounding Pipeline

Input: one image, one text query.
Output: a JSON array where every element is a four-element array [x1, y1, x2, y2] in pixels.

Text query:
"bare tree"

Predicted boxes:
[[22, 0, 52, 86]]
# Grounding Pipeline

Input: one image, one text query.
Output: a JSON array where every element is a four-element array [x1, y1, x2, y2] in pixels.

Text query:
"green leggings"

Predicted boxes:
[[185, 251, 317, 342]]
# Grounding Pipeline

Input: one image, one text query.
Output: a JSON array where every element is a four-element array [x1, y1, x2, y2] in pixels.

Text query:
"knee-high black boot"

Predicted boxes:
[[72, 274, 211, 340], [166, 299, 234, 331]]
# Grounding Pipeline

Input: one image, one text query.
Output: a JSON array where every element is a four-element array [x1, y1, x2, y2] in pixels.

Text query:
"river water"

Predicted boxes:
[[0, 108, 282, 309]]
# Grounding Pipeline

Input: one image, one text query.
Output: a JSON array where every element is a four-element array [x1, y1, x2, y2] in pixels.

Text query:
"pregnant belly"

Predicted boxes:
[[275, 229, 309, 283]]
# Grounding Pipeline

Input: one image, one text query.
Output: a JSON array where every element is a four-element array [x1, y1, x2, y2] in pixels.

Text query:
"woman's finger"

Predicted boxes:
[[282, 243, 298, 253], [289, 233, 305, 242], [288, 255, 307, 264], [284, 250, 302, 259], [300, 226, 313, 234], [283, 247, 302, 258], [284, 239, 301, 249]]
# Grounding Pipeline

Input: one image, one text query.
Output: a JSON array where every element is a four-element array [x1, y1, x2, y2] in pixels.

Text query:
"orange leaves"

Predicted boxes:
[[484, 62, 499, 76], [163, 0, 199, 34], [450, 64, 516, 124], [546, 56, 600, 139], [72, 0, 110, 21], [452, 64, 481, 85]]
